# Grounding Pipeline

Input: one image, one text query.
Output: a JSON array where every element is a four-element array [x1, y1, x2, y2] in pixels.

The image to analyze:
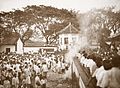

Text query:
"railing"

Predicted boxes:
[[72, 57, 96, 88]]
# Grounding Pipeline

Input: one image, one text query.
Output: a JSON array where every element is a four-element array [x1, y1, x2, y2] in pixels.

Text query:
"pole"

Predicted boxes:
[[71, 61, 73, 88]]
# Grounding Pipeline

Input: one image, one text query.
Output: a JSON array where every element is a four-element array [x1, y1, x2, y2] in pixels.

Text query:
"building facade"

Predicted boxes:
[[57, 23, 80, 50], [0, 32, 23, 54], [24, 40, 57, 54]]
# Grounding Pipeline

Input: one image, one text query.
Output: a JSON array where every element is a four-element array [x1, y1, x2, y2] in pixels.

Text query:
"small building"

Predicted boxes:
[[0, 32, 23, 54], [56, 23, 80, 50], [24, 40, 57, 54]]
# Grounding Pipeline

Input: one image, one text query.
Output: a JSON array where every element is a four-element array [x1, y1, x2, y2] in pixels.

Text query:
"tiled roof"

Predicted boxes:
[[24, 40, 45, 47], [1, 32, 20, 45], [56, 23, 79, 34], [24, 40, 57, 47]]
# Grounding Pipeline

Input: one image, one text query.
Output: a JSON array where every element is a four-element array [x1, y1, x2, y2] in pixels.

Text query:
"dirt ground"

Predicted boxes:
[[46, 70, 72, 88]]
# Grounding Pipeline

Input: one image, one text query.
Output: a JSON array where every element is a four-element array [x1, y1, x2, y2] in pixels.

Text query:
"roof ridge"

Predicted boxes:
[[56, 22, 79, 34], [60, 23, 70, 33], [71, 24, 79, 32], [57, 22, 79, 34]]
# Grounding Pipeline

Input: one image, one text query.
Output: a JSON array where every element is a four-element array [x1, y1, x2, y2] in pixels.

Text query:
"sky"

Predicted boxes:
[[0, 0, 120, 13]]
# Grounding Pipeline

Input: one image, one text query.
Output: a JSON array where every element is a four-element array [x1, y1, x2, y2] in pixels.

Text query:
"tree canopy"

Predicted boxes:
[[0, 5, 79, 44], [0, 6, 120, 49], [78, 8, 120, 52]]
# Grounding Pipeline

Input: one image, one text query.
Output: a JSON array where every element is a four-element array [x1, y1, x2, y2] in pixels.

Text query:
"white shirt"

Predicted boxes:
[[35, 76, 41, 87], [42, 64, 48, 72], [26, 76, 31, 84], [80, 56, 85, 65], [40, 79, 47, 85], [97, 69, 111, 88], [87, 59, 97, 75], [109, 67, 120, 88], [12, 77, 19, 86], [24, 68, 31, 77]]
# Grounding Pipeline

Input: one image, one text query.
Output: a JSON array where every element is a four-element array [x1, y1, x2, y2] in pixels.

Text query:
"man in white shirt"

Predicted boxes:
[[42, 62, 48, 78]]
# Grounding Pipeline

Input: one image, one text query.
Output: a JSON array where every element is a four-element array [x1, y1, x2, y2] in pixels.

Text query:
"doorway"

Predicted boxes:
[[6, 48, 10, 54]]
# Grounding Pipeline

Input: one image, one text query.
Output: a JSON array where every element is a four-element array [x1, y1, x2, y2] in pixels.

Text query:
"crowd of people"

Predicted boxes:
[[0, 44, 120, 88], [78, 50, 120, 88], [0, 52, 69, 88]]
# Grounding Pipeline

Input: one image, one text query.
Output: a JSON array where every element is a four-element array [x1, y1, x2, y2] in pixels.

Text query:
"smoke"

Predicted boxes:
[[63, 12, 92, 80], [65, 13, 91, 64], [65, 36, 88, 63]]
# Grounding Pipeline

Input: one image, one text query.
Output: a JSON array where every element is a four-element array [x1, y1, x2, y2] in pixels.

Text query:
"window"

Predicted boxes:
[[72, 37, 76, 43], [64, 37, 68, 44], [60, 38, 62, 45]]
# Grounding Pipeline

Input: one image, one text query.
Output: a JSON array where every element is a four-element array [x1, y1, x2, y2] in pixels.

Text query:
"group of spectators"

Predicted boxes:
[[0, 52, 69, 88], [1, 46, 119, 88], [78, 50, 120, 88]]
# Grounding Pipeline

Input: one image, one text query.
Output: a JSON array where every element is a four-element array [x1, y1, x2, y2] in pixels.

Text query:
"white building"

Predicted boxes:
[[24, 40, 57, 54], [0, 32, 23, 54], [57, 23, 80, 50]]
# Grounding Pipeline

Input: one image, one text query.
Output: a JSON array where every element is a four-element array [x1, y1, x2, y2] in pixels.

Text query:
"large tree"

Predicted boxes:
[[79, 8, 120, 53], [23, 5, 79, 44], [0, 10, 33, 44], [0, 5, 79, 44]]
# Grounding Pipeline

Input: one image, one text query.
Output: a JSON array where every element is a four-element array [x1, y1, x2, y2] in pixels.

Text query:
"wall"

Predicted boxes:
[[65, 58, 86, 88], [58, 34, 79, 50], [0, 45, 15, 53], [72, 59, 86, 88], [24, 47, 41, 53], [16, 38, 23, 54], [24, 46, 57, 53], [72, 58, 96, 88]]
